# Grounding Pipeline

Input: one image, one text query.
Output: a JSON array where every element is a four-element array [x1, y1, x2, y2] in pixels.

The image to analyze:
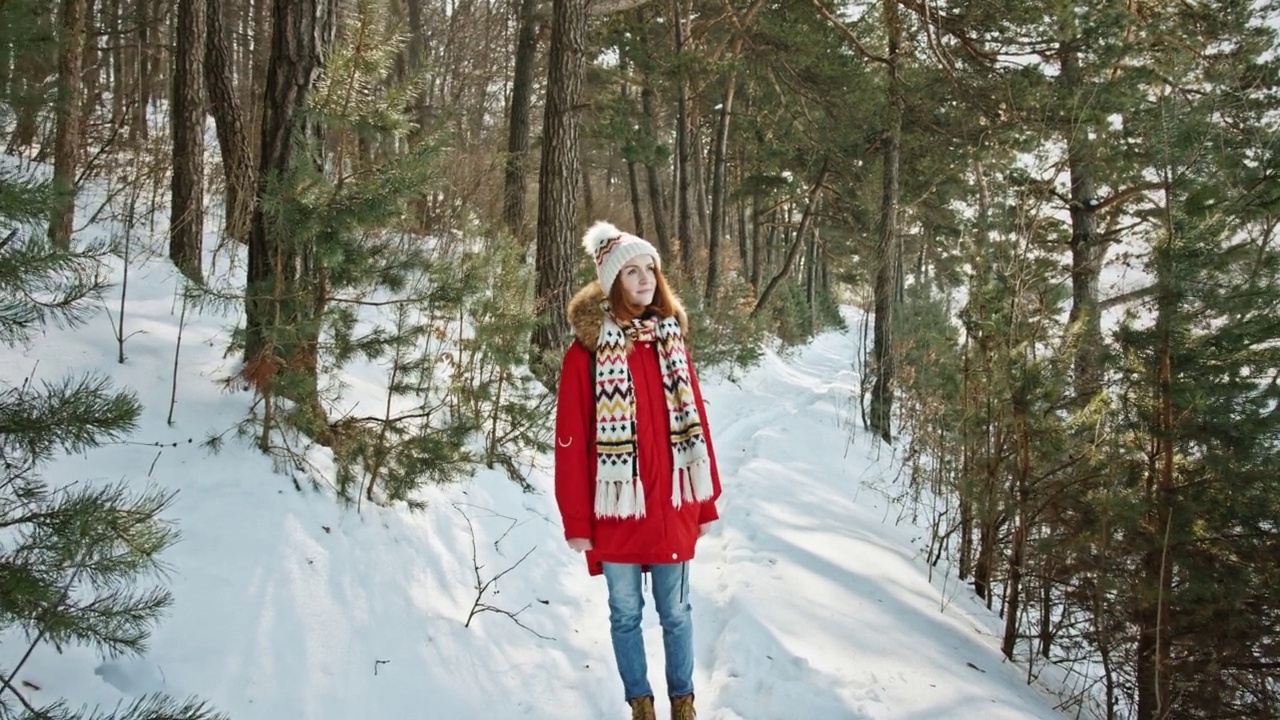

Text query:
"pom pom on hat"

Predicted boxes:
[[581, 220, 661, 295], [582, 221, 623, 257]]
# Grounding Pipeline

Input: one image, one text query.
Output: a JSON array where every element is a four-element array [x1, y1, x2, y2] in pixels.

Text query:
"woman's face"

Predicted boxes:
[[618, 255, 657, 309]]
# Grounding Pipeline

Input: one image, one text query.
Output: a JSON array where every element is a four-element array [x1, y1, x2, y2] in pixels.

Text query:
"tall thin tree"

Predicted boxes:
[[206, 0, 255, 245], [867, 0, 902, 443], [640, 78, 672, 259], [1060, 25, 1103, 404], [170, 0, 207, 280], [502, 0, 539, 241], [672, 0, 694, 271], [48, 0, 86, 250]]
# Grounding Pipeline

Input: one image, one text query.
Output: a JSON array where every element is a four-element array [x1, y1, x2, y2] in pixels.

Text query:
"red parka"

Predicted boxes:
[[554, 282, 722, 576]]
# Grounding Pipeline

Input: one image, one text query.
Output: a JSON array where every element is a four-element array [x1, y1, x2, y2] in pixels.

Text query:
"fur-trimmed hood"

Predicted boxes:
[[566, 281, 688, 349]]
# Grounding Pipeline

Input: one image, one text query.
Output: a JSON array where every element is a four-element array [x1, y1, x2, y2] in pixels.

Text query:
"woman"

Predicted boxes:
[[554, 221, 722, 720]]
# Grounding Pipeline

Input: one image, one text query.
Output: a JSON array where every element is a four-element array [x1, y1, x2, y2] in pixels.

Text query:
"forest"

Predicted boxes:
[[1, 0, 1279, 718]]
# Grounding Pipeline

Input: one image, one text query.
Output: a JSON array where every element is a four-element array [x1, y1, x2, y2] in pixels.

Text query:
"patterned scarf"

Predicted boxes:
[[593, 312, 713, 520]]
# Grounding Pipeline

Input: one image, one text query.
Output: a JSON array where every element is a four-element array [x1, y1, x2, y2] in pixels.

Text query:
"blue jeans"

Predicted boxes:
[[601, 562, 695, 702]]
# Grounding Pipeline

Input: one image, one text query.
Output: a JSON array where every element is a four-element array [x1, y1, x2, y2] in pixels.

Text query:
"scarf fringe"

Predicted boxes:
[[672, 458, 714, 508], [595, 478, 646, 519]]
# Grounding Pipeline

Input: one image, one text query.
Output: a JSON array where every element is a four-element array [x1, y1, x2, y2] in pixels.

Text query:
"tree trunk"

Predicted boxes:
[[48, 0, 87, 250], [170, 0, 206, 280], [249, 0, 272, 151], [971, 395, 1000, 605], [501, 0, 538, 241], [531, 0, 587, 369], [706, 67, 737, 305], [867, 0, 903, 443], [750, 198, 764, 291], [1038, 559, 1055, 658], [640, 82, 671, 259], [960, 160, 988, 585], [1135, 158, 1179, 720], [1062, 43, 1104, 404], [805, 223, 818, 325], [1136, 430, 1174, 720], [223, 0, 239, 89], [737, 163, 750, 273], [206, 0, 255, 245], [129, 0, 151, 143], [672, 0, 693, 272], [972, 449, 999, 606], [692, 109, 708, 255], [81, 0, 100, 123], [1001, 402, 1031, 660], [581, 148, 595, 219], [958, 344, 974, 581], [237, 0, 254, 111], [245, 0, 336, 372], [1098, 602, 1120, 720], [109, 0, 125, 125], [958, 478, 973, 580], [627, 157, 645, 237]]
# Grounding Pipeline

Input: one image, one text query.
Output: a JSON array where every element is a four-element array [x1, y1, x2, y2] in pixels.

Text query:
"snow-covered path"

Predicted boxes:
[[5, 236, 1068, 719], [677, 321, 1064, 720]]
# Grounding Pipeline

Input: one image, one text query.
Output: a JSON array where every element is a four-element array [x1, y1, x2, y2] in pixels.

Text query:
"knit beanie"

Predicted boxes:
[[582, 221, 661, 296]]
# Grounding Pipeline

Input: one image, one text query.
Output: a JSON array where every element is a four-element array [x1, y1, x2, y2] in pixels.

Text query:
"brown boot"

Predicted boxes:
[[670, 693, 696, 720], [628, 695, 656, 720]]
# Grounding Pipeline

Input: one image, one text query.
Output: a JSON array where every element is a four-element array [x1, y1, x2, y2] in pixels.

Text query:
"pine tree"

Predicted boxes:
[[0, 0, 56, 152], [1106, 90, 1280, 719], [0, 170, 225, 719], [230, 2, 551, 506]]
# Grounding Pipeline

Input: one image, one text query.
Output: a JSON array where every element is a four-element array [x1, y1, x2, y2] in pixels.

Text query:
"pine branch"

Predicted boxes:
[[10, 694, 231, 720], [0, 240, 111, 347], [0, 554, 88, 709], [0, 375, 141, 460]]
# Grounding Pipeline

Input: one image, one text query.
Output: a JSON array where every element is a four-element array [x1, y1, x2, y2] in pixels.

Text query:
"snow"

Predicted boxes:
[[3, 196, 1070, 719]]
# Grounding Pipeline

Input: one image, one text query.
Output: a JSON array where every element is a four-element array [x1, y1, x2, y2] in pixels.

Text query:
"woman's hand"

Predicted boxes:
[[698, 522, 714, 537], [566, 537, 593, 552]]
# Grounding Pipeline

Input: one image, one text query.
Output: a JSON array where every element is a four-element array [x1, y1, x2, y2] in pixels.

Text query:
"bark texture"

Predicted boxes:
[[501, 0, 539, 241], [867, 0, 903, 443], [48, 0, 86, 249], [206, 0, 256, 245], [170, 0, 207, 279], [245, 0, 336, 365], [531, 0, 587, 366]]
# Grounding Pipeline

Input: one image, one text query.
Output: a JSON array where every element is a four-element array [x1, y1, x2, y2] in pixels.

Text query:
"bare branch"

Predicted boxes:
[[454, 504, 554, 640], [896, 0, 998, 66], [1099, 285, 1155, 311], [751, 158, 831, 317], [808, 0, 889, 66], [588, 0, 656, 15]]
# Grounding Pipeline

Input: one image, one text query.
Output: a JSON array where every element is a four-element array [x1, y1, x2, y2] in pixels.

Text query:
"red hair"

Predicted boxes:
[[608, 267, 678, 324]]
